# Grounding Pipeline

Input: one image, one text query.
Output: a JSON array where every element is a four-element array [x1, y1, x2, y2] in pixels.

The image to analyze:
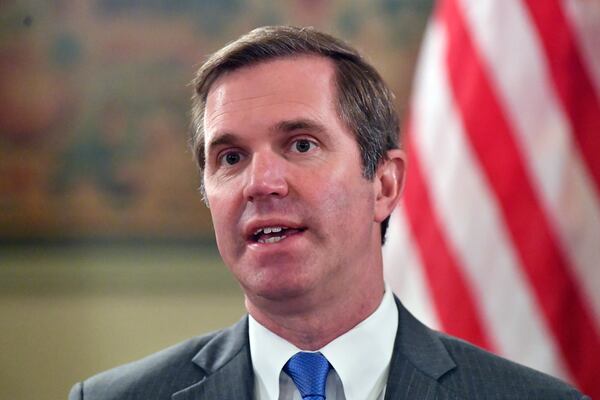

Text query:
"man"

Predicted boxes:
[[70, 26, 589, 399]]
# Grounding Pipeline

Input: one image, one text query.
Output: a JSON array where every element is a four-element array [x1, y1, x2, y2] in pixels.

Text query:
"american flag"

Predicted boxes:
[[383, 0, 600, 397]]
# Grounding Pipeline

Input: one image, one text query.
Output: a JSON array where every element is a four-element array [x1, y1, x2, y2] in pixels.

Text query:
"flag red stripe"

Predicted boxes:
[[440, 0, 600, 395], [403, 129, 494, 351], [523, 0, 600, 196]]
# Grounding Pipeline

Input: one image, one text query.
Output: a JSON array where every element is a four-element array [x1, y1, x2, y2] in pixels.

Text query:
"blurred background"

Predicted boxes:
[[0, 1, 432, 399]]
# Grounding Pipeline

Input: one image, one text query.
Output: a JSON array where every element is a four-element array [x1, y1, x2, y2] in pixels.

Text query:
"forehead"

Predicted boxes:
[[203, 56, 340, 137]]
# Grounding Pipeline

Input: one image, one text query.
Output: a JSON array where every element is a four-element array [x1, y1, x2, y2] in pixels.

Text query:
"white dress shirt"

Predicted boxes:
[[249, 287, 398, 400]]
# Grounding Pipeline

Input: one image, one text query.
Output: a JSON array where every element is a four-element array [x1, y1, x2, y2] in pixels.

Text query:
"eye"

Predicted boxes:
[[291, 138, 317, 153], [218, 150, 245, 166]]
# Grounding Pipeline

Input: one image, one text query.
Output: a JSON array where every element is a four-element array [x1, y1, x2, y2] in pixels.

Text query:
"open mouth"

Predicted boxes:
[[250, 226, 305, 244]]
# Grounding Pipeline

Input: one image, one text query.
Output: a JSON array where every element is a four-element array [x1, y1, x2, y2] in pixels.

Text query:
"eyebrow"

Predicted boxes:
[[206, 132, 239, 155], [270, 118, 326, 135]]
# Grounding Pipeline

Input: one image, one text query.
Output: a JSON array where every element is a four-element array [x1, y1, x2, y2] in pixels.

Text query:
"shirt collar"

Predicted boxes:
[[248, 286, 398, 400], [249, 312, 301, 400]]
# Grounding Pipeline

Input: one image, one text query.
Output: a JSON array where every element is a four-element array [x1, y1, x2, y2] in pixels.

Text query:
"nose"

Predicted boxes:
[[242, 150, 289, 201]]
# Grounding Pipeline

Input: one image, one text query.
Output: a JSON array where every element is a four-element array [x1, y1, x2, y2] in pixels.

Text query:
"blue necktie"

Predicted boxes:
[[284, 352, 331, 400]]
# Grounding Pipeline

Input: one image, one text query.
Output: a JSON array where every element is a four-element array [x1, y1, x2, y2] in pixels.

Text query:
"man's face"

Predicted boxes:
[[203, 56, 383, 308]]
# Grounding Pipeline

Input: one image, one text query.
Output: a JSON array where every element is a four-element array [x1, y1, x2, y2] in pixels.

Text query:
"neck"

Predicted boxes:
[[245, 274, 385, 350]]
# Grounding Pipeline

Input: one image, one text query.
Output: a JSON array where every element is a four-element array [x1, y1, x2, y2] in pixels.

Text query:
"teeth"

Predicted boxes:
[[258, 235, 287, 244], [253, 226, 285, 235]]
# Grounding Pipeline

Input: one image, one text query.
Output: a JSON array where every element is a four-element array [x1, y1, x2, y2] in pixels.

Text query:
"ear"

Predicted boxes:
[[374, 149, 406, 223]]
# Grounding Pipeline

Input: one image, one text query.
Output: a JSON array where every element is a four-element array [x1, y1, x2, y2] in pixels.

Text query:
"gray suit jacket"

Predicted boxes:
[[70, 298, 589, 399]]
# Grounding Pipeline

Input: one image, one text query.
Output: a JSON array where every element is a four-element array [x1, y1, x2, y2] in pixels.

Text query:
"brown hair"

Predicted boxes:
[[190, 25, 400, 243]]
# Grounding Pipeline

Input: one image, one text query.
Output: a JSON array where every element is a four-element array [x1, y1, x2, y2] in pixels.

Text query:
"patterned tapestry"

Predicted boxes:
[[0, 0, 432, 240]]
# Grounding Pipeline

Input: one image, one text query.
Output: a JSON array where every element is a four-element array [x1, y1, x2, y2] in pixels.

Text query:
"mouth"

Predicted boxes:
[[248, 225, 306, 244]]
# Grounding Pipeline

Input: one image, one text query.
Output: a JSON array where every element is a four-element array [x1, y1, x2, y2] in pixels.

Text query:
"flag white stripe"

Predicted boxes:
[[383, 209, 440, 330], [409, 18, 569, 378], [562, 0, 600, 98], [459, 0, 600, 321]]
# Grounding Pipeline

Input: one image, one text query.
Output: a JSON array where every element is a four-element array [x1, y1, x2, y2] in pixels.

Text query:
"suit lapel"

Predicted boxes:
[[385, 297, 458, 400], [172, 317, 254, 400]]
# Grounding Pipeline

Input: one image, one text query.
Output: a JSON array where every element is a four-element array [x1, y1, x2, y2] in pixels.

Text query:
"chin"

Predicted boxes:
[[243, 275, 317, 304]]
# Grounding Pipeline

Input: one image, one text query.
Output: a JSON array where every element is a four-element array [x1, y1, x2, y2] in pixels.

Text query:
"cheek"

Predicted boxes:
[[206, 191, 239, 244], [309, 172, 374, 232]]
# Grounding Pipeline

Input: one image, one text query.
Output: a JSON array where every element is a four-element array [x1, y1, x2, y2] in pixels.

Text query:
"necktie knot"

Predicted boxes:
[[284, 352, 331, 400]]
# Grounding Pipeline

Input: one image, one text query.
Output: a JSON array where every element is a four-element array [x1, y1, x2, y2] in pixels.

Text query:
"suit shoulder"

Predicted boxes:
[[71, 330, 221, 400], [435, 332, 587, 399]]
